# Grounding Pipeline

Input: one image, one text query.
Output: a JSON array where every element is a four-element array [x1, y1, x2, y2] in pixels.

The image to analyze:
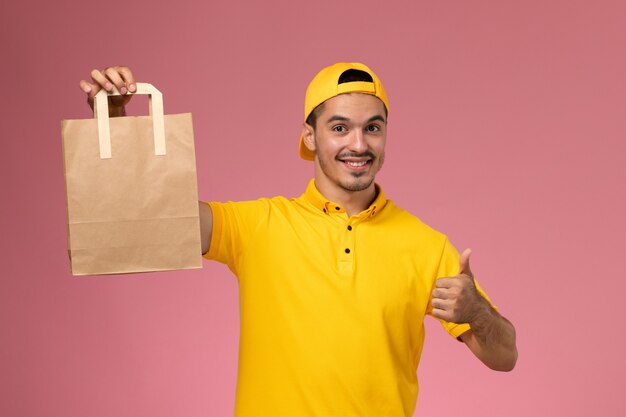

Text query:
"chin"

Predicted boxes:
[[340, 176, 375, 192]]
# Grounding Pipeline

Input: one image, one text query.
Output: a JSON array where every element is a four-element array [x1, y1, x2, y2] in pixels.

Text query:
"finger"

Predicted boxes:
[[459, 248, 473, 277], [79, 79, 94, 94], [431, 288, 450, 299], [80, 79, 103, 101], [435, 277, 454, 289], [116, 66, 137, 93], [104, 67, 129, 95], [431, 297, 450, 311], [80, 80, 97, 110], [90, 69, 114, 93], [430, 308, 450, 322]]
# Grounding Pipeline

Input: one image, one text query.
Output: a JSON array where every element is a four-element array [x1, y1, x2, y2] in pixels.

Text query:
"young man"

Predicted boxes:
[[80, 62, 517, 417]]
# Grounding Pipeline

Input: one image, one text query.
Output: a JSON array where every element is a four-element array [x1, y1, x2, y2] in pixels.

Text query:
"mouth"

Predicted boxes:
[[336, 154, 374, 172], [338, 157, 372, 171]]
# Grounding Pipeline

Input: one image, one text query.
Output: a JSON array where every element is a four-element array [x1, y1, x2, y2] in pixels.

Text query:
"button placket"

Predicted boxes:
[[338, 219, 356, 277]]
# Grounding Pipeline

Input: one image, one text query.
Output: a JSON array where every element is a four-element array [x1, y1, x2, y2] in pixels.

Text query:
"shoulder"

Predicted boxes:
[[210, 195, 295, 217], [379, 200, 447, 240], [211, 194, 290, 206]]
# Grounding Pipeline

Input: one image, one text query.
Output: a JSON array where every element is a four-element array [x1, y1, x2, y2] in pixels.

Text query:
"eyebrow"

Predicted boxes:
[[366, 115, 387, 124], [326, 114, 387, 124]]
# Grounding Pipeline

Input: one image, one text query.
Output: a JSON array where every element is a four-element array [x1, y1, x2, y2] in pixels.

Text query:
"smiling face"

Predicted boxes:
[[301, 93, 388, 201]]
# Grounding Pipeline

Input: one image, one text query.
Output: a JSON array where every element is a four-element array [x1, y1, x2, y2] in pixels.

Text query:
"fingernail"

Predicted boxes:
[[129, 84, 136, 92], [82, 85, 92, 93], [105, 82, 113, 91], [120, 86, 127, 95]]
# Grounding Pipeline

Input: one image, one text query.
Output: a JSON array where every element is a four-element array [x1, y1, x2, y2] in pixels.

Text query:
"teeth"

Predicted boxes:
[[346, 161, 367, 167]]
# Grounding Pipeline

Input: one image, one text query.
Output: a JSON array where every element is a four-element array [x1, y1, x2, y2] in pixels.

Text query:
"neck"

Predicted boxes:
[[314, 175, 377, 217]]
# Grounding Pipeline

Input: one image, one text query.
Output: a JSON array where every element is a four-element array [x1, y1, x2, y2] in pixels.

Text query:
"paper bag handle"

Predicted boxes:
[[94, 82, 166, 159]]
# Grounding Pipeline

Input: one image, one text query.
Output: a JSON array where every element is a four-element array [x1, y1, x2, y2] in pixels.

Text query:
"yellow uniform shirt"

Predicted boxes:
[[206, 180, 487, 417]]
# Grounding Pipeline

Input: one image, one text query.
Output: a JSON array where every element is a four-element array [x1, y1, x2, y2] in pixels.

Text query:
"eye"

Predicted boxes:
[[366, 124, 380, 132], [332, 125, 347, 132]]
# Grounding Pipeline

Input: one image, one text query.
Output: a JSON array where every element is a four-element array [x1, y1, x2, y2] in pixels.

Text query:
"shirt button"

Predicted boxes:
[[323, 208, 326, 213], [335, 206, 340, 211], [347, 225, 352, 231], [345, 248, 350, 254]]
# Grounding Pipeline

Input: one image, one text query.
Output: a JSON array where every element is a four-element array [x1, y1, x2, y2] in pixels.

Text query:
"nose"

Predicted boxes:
[[347, 129, 367, 154]]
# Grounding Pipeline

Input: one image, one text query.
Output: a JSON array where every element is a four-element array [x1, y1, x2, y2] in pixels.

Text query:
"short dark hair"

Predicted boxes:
[[305, 69, 376, 129]]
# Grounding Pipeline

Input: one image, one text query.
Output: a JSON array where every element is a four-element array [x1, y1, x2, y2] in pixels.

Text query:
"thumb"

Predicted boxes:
[[459, 248, 473, 277]]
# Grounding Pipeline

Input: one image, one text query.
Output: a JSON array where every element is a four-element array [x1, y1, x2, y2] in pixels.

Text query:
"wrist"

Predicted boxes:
[[468, 299, 496, 331]]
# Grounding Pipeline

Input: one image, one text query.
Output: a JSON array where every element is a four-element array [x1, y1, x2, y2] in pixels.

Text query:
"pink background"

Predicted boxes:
[[2, 0, 625, 416]]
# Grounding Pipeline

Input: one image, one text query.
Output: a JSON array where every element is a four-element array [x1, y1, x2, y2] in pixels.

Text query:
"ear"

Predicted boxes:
[[301, 122, 316, 152]]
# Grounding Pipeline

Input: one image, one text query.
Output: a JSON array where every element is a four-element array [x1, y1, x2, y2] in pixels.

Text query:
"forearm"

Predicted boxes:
[[461, 303, 518, 371]]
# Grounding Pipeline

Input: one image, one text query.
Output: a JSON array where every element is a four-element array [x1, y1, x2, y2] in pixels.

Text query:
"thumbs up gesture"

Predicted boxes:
[[431, 248, 487, 324]]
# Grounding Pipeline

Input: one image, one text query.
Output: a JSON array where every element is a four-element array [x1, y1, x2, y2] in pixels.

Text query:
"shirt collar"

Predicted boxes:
[[303, 179, 387, 219]]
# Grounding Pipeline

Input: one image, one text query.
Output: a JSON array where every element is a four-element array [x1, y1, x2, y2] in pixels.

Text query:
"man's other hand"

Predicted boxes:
[[431, 249, 490, 324]]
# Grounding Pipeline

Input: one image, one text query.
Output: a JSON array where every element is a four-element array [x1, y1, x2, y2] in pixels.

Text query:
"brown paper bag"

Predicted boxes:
[[61, 83, 202, 275]]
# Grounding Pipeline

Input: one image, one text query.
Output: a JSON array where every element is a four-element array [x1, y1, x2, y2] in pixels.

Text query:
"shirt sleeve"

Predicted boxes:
[[203, 199, 270, 275], [432, 238, 497, 340]]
